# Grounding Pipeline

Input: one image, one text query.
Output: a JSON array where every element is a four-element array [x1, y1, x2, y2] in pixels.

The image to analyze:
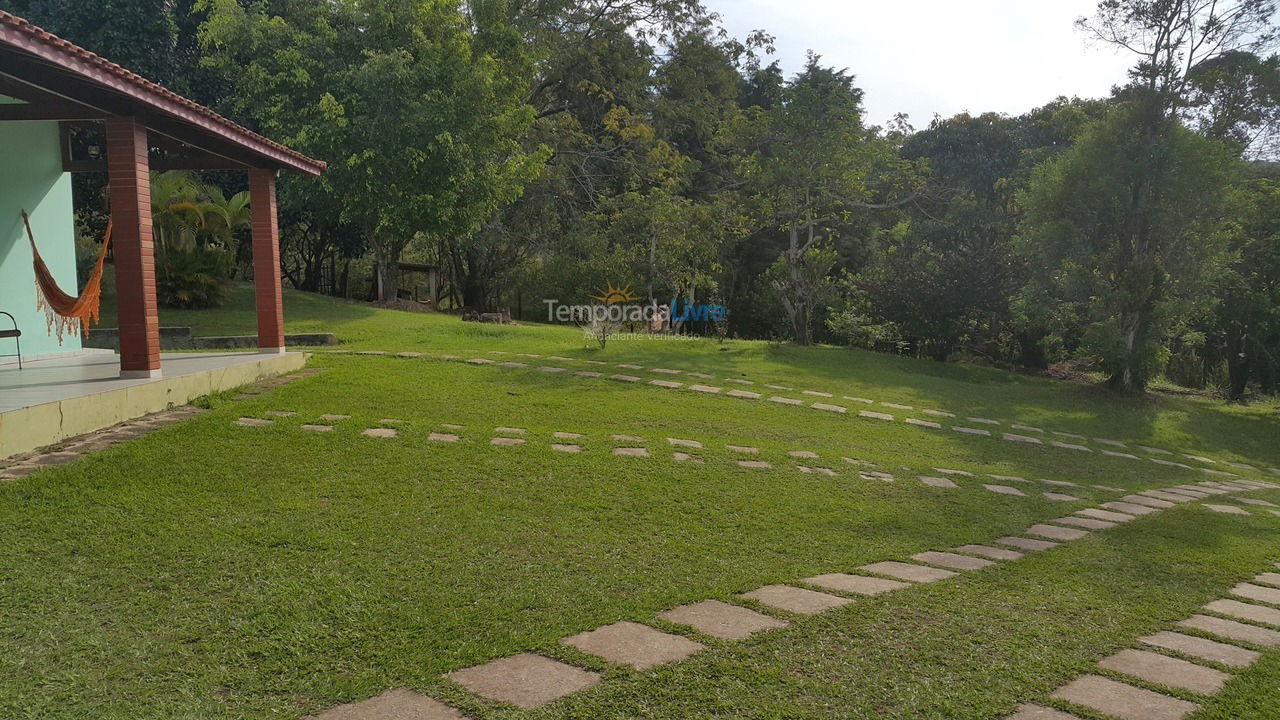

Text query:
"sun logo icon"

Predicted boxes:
[[590, 282, 638, 305]]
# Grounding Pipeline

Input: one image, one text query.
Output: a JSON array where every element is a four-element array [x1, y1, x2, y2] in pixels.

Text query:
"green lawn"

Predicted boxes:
[[4, 286, 1276, 719]]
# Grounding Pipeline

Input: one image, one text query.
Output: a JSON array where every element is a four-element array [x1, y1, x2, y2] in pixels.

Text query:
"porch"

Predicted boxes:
[[0, 349, 306, 458]]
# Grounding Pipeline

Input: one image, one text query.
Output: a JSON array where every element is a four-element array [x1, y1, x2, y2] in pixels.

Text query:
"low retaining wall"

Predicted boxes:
[[85, 327, 339, 350]]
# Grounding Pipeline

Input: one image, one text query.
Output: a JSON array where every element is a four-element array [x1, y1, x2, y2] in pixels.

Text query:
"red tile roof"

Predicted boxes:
[[0, 9, 325, 176]]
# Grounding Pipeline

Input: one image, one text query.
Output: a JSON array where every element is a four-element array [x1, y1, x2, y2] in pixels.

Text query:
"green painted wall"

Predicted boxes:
[[0, 119, 82, 359]]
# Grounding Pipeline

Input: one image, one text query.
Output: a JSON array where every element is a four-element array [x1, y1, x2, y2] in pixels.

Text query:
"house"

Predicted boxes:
[[0, 10, 326, 458]]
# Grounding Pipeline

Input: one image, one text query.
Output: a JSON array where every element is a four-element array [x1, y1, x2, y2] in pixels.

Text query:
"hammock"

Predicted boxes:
[[20, 210, 112, 342]]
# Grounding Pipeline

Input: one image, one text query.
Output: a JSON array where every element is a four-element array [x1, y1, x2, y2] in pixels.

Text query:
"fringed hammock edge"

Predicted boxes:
[[20, 210, 112, 343]]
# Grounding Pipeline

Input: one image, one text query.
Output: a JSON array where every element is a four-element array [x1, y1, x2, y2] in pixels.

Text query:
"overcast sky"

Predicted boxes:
[[703, 0, 1136, 128]]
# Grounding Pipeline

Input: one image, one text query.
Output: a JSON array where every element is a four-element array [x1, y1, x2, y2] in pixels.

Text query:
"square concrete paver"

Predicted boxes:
[[859, 561, 957, 583], [803, 390, 834, 398], [1043, 492, 1081, 502], [1101, 501, 1159, 516], [429, 432, 460, 443], [668, 438, 702, 448], [301, 424, 334, 432], [1098, 649, 1230, 695], [446, 653, 600, 709], [1051, 675, 1199, 720], [562, 621, 703, 670], [919, 476, 958, 488], [320, 414, 351, 421], [495, 427, 527, 435], [361, 428, 397, 438], [1178, 614, 1280, 647], [554, 432, 585, 439], [1141, 490, 1195, 503], [769, 396, 803, 405], [741, 584, 854, 615], [1076, 508, 1135, 523], [575, 371, 604, 378], [611, 374, 642, 382], [1139, 631, 1261, 669], [996, 536, 1058, 552], [801, 573, 910, 596], [689, 385, 722, 394], [309, 688, 464, 719], [814, 403, 847, 413], [1120, 495, 1176, 509], [1006, 704, 1082, 720], [613, 447, 650, 458], [737, 460, 772, 469], [551, 444, 582, 454], [858, 410, 892, 420], [1203, 504, 1250, 515], [1026, 524, 1090, 541], [905, 418, 943, 429], [911, 551, 994, 571], [1252, 572, 1280, 588], [1204, 599, 1280, 627], [235, 417, 272, 427], [491, 437, 526, 447], [984, 484, 1026, 497], [727, 389, 762, 399], [1053, 516, 1116, 530], [650, 380, 682, 389], [1231, 582, 1280, 605], [727, 445, 759, 454], [953, 544, 1024, 561], [611, 434, 645, 442], [659, 600, 787, 640], [672, 452, 703, 464]]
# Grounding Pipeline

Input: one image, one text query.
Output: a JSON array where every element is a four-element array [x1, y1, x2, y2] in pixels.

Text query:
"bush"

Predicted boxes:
[[156, 246, 232, 309]]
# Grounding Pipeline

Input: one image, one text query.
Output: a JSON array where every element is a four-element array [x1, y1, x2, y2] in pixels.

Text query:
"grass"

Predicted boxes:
[[2, 285, 1275, 718]]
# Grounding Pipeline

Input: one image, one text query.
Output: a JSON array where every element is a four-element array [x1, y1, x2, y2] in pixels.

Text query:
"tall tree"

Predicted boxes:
[[201, 0, 546, 301], [1066, 0, 1278, 391]]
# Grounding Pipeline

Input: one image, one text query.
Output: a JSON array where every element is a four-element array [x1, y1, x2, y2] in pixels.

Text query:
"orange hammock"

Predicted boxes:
[[20, 210, 112, 342]]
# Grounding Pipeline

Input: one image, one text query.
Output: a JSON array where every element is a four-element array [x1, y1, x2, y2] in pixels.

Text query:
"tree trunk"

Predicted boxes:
[[1225, 326, 1251, 402], [371, 240, 403, 302]]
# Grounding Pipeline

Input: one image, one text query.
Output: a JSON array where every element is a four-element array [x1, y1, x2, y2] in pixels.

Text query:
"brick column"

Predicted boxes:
[[250, 168, 285, 352], [106, 117, 162, 378]]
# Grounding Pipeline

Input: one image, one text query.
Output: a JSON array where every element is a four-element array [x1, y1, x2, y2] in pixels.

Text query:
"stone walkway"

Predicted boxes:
[[1008, 558, 1280, 720], [325, 349, 1280, 480], [302, 461, 1277, 718]]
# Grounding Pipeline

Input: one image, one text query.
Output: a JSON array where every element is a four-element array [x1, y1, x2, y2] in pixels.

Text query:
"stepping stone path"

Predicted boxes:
[[554, 432, 585, 439], [997, 537, 1058, 552], [446, 653, 600, 710], [1051, 675, 1198, 720], [953, 544, 1023, 561], [673, 452, 703, 464], [802, 573, 909, 595], [1231, 582, 1280, 605], [668, 438, 702, 448], [1178, 614, 1280, 646], [1204, 599, 1280, 627], [741, 585, 853, 615], [859, 410, 892, 421], [1097, 649, 1230, 694], [813, 403, 846, 413], [919, 476, 958, 489], [788, 450, 819, 459], [1077, 508, 1136, 523], [954, 426, 992, 436], [1043, 492, 1079, 502], [689, 385, 722, 394], [1101, 501, 1158, 516], [803, 390, 833, 398], [659, 600, 787, 640], [738, 460, 772, 469], [727, 389, 761, 399], [562, 621, 702, 670], [859, 561, 957, 583], [551, 444, 582, 453], [612, 434, 645, 442], [311, 689, 464, 720], [429, 432, 460, 443], [905, 418, 942, 429], [727, 445, 759, 454], [491, 437, 525, 447], [882, 402, 913, 410], [235, 417, 272, 427], [651, 380, 682, 389], [1203, 503, 1250, 515], [495, 427, 526, 435], [319, 414, 350, 421], [984, 484, 1025, 497], [613, 447, 650, 458], [360, 428, 397, 438], [1025, 524, 1088, 541], [1054, 516, 1115, 530], [1139, 631, 1260, 669], [769, 396, 803, 405], [264, 410, 296, 417], [911, 551, 994, 571], [301, 425, 334, 432]]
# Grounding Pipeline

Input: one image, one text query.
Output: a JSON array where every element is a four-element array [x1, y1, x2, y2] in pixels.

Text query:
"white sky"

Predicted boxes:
[[703, 0, 1136, 128]]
